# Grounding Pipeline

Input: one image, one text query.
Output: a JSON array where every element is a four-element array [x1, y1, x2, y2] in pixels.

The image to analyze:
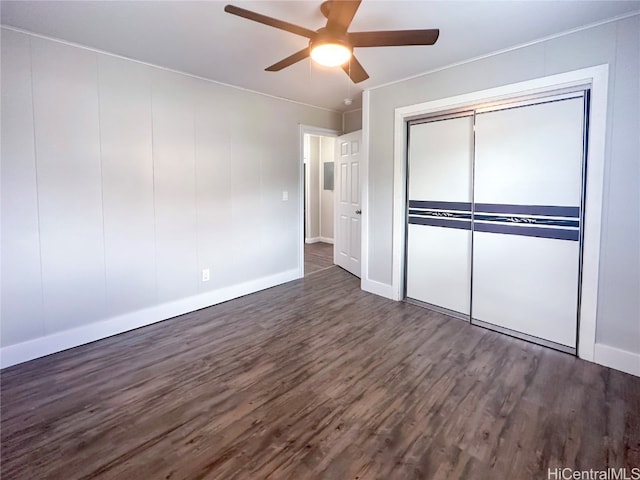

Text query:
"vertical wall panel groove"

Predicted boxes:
[[96, 51, 109, 311], [149, 71, 159, 304]]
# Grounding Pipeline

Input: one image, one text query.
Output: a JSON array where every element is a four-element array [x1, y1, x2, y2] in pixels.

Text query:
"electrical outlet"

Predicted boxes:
[[202, 268, 210, 282], [282, 190, 289, 201]]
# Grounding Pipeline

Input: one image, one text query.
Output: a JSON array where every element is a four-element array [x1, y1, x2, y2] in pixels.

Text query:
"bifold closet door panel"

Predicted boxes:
[[472, 97, 585, 347], [406, 116, 472, 314]]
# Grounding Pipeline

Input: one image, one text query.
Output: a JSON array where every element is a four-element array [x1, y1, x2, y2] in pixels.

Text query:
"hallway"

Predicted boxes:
[[304, 242, 334, 276]]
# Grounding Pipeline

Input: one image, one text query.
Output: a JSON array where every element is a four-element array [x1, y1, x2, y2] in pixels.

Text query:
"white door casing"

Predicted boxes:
[[335, 130, 362, 277]]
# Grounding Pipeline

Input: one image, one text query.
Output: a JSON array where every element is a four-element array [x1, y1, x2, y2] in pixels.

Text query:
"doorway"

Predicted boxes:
[[303, 131, 337, 276]]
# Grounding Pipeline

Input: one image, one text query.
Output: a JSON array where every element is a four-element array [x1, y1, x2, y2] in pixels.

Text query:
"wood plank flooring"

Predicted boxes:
[[1, 267, 639, 480], [304, 242, 334, 276]]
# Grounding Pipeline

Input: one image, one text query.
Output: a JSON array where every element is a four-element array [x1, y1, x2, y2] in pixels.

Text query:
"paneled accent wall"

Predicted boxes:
[[0, 28, 341, 362]]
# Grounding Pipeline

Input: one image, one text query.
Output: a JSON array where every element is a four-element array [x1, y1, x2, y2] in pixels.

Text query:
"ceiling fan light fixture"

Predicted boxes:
[[224, 2, 439, 84], [310, 42, 352, 67]]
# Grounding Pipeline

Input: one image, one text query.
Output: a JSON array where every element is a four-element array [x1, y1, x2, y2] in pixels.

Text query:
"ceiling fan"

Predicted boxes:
[[224, 0, 439, 84]]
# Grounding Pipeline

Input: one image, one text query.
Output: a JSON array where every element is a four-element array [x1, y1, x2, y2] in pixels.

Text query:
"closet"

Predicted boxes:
[[406, 90, 588, 353]]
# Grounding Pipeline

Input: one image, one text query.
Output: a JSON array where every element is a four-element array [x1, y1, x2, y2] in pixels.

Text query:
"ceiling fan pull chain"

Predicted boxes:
[[347, 59, 352, 100]]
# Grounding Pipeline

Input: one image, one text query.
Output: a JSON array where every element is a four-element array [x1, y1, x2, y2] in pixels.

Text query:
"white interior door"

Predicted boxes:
[[334, 130, 361, 277], [406, 115, 473, 314], [472, 96, 585, 349]]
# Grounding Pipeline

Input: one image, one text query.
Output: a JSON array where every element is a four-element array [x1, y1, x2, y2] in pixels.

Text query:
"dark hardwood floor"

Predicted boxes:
[[304, 242, 334, 276], [1, 267, 639, 480]]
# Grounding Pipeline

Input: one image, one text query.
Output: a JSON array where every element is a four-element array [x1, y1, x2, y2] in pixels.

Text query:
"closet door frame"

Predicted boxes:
[[389, 65, 609, 362], [404, 91, 588, 353]]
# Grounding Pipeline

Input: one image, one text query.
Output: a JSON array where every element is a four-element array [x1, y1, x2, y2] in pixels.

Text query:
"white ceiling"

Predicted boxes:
[[1, 0, 638, 112]]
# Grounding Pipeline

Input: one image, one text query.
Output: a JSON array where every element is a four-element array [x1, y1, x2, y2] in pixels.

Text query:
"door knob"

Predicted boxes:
[[355, 209, 362, 215]]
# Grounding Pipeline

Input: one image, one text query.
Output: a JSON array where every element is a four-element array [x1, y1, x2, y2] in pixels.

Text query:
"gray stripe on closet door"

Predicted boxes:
[[474, 203, 579, 218], [408, 200, 472, 211], [473, 222, 579, 241]]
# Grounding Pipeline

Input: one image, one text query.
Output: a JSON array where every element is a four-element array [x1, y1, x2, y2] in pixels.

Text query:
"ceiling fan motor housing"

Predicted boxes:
[[310, 28, 352, 53]]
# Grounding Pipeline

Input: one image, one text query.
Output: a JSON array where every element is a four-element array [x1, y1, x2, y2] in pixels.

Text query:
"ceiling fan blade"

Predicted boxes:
[[342, 55, 369, 83], [224, 5, 316, 39], [265, 48, 311, 71], [326, 0, 362, 33], [350, 29, 440, 47]]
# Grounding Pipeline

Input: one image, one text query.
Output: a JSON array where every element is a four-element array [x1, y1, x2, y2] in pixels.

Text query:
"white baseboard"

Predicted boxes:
[[0, 268, 300, 369], [305, 237, 334, 244], [361, 277, 398, 300], [594, 343, 640, 377]]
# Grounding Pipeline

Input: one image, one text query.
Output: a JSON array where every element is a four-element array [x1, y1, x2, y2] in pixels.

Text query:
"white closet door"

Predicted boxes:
[[406, 116, 473, 315], [472, 97, 585, 348]]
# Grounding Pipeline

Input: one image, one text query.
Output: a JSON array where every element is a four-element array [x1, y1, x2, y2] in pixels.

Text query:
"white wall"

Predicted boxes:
[[319, 136, 335, 240], [343, 109, 362, 133], [305, 134, 335, 243], [364, 16, 640, 369], [305, 135, 321, 241], [0, 28, 341, 366]]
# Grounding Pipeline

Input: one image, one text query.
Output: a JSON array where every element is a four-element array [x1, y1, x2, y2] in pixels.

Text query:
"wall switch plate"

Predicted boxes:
[[282, 190, 288, 201], [202, 268, 210, 282]]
